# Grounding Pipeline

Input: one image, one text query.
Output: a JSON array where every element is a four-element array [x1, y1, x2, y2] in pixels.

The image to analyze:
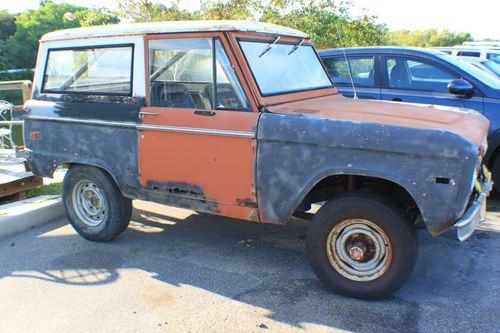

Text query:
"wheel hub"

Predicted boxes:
[[326, 219, 392, 282], [348, 246, 364, 261], [72, 180, 108, 227]]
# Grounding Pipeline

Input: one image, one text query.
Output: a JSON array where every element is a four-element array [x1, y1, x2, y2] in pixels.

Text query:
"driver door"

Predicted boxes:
[[138, 33, 260, 221]]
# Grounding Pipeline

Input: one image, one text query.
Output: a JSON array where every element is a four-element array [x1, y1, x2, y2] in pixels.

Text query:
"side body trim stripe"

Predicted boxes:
[[26, 115, 255, 138]]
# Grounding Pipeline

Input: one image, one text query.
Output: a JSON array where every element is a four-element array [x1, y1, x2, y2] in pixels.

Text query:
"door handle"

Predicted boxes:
[[194, 110, 216, 116], [139, 111, 159, 118]]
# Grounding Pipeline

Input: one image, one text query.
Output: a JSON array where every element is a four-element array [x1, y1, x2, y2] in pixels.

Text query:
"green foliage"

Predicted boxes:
[[387, 29, 473, 47], [115, 0, 388, 50], [0, 69, 34, 82], [26, 181, 62, 198], [75, 8, 119, 27], [0, 10, 16, 40], [117, 0, 194, 22], [0, 1, 83, 69], [0, 1, 119, 70]]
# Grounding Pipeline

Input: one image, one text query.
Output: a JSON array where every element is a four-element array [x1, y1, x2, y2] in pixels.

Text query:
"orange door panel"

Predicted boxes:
[[138, 107, 259, 220]]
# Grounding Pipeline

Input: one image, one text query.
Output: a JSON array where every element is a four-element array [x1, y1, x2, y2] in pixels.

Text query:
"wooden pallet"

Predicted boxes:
[[0, 150, 42, 199]]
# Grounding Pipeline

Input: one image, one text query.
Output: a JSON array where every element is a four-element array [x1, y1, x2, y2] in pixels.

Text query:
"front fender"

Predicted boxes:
[[256, 113, 478, 236]]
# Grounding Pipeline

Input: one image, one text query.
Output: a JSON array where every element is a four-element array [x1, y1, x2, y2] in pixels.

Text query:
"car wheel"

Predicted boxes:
[[306, 191, 418, 299], [491, 156, 500, 195], [63, 165, 131, 242]]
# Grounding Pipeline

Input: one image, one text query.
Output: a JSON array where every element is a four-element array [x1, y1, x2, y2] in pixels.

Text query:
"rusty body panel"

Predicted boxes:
[[138, 107, 259, 220], [255, 111, 480, 235], [267, 94, 489, 147]]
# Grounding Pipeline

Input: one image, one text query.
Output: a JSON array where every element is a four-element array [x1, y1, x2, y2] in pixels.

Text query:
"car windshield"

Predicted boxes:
[[482, 60, 500, 77], [239, 39, 332, 96], [438, 53, 500, 89]]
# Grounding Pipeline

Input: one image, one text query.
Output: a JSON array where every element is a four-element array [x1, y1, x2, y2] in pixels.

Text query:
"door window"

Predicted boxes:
[[457, 51, 480, 57], [322, 57, 375, 87], [148, 38, 249, 110], [386, 57, 459, 92]]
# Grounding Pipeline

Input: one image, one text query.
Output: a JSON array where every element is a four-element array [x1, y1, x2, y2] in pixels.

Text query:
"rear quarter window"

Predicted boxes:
[[42, 45, 133, 95], [322, 56, 375, 87]]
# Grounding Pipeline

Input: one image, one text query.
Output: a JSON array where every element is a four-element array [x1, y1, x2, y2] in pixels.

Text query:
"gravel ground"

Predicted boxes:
[[0, 199, 499, 333]]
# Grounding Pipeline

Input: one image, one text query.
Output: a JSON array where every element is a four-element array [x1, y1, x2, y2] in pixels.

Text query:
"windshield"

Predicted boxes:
[[487, 53, 500, 64], [239, 40, 332, 96], [438, 53, 500, 89], [482, 60, 500, 77]]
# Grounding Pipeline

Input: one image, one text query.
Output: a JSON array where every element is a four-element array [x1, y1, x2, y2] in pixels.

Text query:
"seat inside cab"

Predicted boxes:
[[149, 37, 249, 110]]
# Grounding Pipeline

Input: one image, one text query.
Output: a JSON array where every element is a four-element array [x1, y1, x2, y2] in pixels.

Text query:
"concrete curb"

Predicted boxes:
[[0, 195, 65, 239]]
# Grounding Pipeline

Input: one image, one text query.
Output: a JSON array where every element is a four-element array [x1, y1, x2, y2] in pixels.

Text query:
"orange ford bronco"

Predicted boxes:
[[22, 21, 491, 299]]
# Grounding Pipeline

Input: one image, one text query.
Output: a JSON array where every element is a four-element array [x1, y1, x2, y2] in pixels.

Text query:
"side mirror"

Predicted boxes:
[[448, 79, 474, 96]]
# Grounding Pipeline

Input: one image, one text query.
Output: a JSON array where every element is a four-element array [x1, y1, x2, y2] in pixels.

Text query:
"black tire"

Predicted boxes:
[[63, 165, 131, 242], [306, 191, 417, 299], [491, 156, 500, 195]]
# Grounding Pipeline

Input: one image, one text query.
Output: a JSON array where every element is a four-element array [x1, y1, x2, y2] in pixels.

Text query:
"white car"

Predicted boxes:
[[434, 46, 500, 64]]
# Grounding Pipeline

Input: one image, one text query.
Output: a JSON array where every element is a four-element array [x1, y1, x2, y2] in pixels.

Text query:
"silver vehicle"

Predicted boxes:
[[435, 46, 500, 64]]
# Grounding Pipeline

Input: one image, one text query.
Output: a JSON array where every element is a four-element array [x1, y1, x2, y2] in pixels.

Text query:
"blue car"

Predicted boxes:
[[318, 47, 500, 190]]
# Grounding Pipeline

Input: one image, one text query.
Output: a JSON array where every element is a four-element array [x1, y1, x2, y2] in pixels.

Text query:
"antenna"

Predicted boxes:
[[335, 23, 358, 99]]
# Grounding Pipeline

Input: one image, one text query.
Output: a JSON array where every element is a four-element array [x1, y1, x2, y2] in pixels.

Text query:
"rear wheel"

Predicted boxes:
[[63, 165, 132, 242], [306, 191, 417, 299], [491, 155, 500, 195]]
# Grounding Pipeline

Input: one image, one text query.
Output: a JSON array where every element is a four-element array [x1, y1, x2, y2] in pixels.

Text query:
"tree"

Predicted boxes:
[[0, 10, 16, 41], [387, 29, 473, 47], [75, 8, 120, 27], [114, 0, 387, 50], [0, 1, 119, 70], [116, 0, 195, 22]]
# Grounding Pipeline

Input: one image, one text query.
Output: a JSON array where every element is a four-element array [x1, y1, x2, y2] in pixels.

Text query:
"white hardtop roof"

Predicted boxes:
[[41, 20, 308, 42]]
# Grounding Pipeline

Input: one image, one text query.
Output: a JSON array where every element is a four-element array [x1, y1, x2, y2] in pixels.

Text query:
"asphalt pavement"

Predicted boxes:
[[0, 200, 499, 332]]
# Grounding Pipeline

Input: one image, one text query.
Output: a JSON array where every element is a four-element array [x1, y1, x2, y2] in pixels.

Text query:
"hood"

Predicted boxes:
[[267, 94, 489, 147]]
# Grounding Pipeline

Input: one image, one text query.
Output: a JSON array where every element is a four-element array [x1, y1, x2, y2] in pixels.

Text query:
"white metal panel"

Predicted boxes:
[[33, 36, 146, 98], [41, 20, 308, 42]]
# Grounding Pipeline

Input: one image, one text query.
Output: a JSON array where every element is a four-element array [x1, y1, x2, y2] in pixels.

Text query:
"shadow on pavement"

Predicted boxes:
[[0, 204, 499, 332]]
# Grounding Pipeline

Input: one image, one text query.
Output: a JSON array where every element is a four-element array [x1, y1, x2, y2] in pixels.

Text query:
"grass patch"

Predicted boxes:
[[26, 181, 63, 198]]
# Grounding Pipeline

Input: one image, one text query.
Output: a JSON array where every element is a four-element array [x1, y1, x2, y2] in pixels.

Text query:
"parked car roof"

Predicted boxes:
[[41, 20, 308, 42], [318, 46, 446, 57]]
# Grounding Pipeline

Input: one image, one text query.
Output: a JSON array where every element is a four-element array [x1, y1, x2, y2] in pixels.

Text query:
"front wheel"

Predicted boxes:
[[63, 165, 132, 242], [306, 191, 417, 299]]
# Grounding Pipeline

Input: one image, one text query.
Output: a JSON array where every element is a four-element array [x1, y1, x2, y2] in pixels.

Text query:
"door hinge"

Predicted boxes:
[[251, 139, 257, 150], [251, 185, 256, 195]]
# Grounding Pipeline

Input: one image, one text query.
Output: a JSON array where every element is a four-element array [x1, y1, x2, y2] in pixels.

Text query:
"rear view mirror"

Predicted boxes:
[[448, 79, 474, 96]]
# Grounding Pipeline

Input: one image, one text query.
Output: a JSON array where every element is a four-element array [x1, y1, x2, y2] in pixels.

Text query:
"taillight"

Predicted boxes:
[[30, 131, 41, 140]]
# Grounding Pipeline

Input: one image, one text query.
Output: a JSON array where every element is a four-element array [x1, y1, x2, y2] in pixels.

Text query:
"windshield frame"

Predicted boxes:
[[236, 36, 334, 98]]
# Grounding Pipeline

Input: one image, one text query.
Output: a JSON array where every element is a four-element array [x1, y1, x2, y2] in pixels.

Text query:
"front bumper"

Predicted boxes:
[[454, 166, 493, 241]]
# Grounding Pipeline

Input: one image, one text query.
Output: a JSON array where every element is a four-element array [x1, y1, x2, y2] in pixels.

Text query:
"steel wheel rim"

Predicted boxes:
[[71, 180, 107, 227], [326, 219, 392, 282]]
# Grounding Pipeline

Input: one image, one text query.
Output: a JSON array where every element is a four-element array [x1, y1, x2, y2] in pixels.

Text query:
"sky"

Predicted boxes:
[[2, 0, 499, 40]]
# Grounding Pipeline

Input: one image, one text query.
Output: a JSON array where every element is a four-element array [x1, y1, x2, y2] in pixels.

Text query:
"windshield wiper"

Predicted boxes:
[[288, 39, 305, 55], [259, 36, 281, 58]]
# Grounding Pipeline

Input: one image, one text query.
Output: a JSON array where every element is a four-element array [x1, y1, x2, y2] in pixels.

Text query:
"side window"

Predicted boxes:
[[43, 45, 133, 95], [386, 57, 459, 92], [148, 38, 249, 110], [457, 51, 480, 57], [322, 57, 375, 87]]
